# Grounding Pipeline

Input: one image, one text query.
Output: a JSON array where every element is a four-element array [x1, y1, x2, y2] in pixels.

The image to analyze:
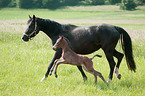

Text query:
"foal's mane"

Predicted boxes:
[[62, 36, 74, 50]]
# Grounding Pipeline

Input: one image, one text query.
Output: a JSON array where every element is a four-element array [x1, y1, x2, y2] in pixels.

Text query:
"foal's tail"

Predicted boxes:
[[115, 26, 136, 72], [90, 54, 102, 60]]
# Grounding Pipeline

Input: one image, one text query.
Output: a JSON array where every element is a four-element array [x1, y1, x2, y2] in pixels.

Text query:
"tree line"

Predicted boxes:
[[0, 0, 145, 10]]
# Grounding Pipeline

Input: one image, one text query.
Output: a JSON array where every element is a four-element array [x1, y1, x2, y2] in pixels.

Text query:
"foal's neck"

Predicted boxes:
[[61, 39, 73, 53]]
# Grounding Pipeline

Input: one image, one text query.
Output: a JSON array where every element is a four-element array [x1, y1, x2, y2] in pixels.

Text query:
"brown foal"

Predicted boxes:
[[50, 36, 108, 85]]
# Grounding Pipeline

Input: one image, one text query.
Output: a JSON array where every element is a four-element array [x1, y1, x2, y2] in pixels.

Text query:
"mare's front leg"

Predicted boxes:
[[40, 49, 62, 82]]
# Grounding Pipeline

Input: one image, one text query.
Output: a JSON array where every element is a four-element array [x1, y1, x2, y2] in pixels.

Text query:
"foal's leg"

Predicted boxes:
[[77, 66, 87, 81], [83, 61, 108, 85], [41, 49, 87, 82], [53, 59, 66, 78], [93, 71, 108, 85], [41, 49, 62, 82], [85, 65, 108, 85], [49, 59, 59, 76], [113, 50, 124, 79]]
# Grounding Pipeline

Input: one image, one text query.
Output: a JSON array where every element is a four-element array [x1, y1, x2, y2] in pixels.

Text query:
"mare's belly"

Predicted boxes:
[[73, 44, 101, 55]]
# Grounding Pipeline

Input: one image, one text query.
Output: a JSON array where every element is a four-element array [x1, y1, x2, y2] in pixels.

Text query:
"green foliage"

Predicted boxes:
[[120, 0, 137, 10], [7, 0, 16, 7], [134, 0, 145, 5], [42, 0, 61, 9], [61, 0, 80, 6], [108, 0, 121, 4], [0, 0, 145, 9], [32, 0, 42, 8], [84, 0, 105, 5], [19, 0, 33, 8], [91, 0, 105, 5], [0, 0, 11, 8]]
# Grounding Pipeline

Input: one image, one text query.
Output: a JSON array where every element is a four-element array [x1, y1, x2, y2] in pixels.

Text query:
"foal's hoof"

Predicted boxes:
[[117, 74, 121, 80], [106, 82, 109, 86], [83, 77, 87, 81], [107, 78, 112, 84]]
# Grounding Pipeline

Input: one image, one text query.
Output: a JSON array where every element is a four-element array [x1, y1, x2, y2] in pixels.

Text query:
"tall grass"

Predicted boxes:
[[0, 5, 145, 96]]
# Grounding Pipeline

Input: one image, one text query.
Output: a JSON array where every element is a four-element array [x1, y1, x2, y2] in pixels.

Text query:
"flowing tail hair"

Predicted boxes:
[[90, 54, 102, 60], [115, 26, 136, 72]]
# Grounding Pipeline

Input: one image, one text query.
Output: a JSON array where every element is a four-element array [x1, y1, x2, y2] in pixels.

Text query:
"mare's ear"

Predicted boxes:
[[29, 15, 31, 19], [33, 15, 36, 20], [59, 35, 63, 39]]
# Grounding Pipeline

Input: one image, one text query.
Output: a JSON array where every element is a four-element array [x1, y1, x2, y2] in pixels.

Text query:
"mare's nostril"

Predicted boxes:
[[21, 35, 29, 42], [53, 47, 56, 50]]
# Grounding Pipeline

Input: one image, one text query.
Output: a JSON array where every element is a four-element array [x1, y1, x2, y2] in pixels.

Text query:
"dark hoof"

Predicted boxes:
[[83, 77, 87, 81], [49, 72, 52, 76], [55, 74, 58, 78], [117, 74, 121, 79]]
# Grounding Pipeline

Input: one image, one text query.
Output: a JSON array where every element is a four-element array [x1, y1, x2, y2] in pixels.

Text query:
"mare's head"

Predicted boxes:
[[22, 15, 39, 42], [53, 36, 65, 50]]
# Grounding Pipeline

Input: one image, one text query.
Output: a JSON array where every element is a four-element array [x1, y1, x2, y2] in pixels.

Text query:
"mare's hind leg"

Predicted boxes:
[[113, 50, 124, 79], [104, 51, 116, 83]]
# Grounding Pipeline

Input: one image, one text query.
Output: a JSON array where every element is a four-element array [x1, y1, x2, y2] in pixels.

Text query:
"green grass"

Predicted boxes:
[[0, 5, 145, 96], [0, 5, 145, 20]]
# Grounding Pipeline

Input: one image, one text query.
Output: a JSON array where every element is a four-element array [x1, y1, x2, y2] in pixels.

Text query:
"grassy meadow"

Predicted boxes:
[[0, 5, 145, 96]]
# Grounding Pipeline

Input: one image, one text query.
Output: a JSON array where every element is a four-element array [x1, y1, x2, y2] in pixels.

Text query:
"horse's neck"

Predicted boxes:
[[38, 18, 61, 39], [61, 39, 74, 55]]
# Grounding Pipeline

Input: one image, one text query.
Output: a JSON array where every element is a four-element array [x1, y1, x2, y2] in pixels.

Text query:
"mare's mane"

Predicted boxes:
[[28, 17, 78, 34]]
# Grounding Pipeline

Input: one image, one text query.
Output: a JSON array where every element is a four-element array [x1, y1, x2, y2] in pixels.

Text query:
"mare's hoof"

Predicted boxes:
[[49, 72, 52, 76], [55, 74, 58, 78], [117, 74, 121, 79], [40, 76, 47, 82]]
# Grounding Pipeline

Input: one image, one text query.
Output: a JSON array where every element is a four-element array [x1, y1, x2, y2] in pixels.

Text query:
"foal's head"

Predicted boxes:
[[53, 36, 65, 50]]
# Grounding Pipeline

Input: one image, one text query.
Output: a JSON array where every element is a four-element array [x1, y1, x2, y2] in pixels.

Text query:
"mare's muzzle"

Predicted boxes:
[[21, 35, 29, 42], [52, 46, 56, 51]]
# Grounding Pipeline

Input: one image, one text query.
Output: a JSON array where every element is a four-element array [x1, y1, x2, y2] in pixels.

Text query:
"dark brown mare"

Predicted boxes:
[[21, 15, 136, 83], [50, 36, 108, 85]]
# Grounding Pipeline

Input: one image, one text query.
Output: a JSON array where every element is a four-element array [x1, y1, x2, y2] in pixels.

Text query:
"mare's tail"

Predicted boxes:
[[90, 54, 102, 60], [115, 26, 136, 72]]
